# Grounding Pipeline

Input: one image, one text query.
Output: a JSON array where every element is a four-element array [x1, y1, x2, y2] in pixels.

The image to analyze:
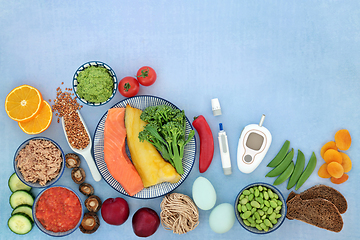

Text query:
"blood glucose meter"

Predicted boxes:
[[237, 115, 272, 173]]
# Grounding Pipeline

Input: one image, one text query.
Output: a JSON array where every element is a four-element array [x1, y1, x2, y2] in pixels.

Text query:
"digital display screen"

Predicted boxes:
[[246, 132, 264, 151]]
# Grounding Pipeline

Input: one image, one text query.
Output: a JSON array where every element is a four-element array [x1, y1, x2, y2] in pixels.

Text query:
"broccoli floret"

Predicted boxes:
[[138, 104, 195, 174]]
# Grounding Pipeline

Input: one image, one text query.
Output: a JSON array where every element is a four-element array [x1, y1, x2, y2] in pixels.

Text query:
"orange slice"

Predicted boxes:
[[18, 100, 52, 134], [5, 85, 43, 122]]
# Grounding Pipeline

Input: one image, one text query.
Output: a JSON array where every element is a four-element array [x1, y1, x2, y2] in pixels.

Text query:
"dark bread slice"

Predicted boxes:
[[286, 195, 343, 232], [298, 184, 347, 214], [286, 191, 297, 220]]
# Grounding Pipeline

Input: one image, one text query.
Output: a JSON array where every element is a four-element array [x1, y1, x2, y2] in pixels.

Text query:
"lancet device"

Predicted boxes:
[[237, 115, 272, 174]]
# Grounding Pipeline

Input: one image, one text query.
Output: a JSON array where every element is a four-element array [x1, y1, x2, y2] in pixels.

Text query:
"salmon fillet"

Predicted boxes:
[[104, 108, 144, 196]]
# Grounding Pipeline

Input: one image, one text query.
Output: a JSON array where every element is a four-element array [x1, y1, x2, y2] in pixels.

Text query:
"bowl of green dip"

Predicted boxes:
[[73, 61, 117, 106]]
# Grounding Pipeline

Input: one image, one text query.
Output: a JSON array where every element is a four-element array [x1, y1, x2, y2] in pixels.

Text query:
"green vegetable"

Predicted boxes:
[[266, 148, 294, 177], [287, 150, 305, 190], [76, 66, 114, 103], [8, 173, 31, 193], [138, 104, 195, 174], [9, 191, 34, 209], [295, 152, 317, 190], [237, 185, 283, 232], [273, 161, 294, 185], [267, 140, 290, 167], [8, 213, 33, 235], [11, 205, 33, 221]]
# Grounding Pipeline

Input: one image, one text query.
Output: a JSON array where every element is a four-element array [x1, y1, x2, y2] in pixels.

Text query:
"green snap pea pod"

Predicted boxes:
[[273, 160, 294, 185], [267, 140, 290, 167], [295, 152, 317, 190], [287, 150, 305, 190], [266, 148, 294, 177]]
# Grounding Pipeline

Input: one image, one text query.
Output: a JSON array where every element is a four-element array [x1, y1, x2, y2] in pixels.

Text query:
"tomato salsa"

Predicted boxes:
[[35, 187, 82, 232]]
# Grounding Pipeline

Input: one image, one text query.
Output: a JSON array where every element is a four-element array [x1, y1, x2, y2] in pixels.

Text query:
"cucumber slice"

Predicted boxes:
[[11, 204, 33, 221], [8, 173, 31, 192], [9, 191, 34, 209], [8, 213, 33, 235]]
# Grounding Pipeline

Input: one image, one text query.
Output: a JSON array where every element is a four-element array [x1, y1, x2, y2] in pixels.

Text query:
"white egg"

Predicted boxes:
[[209, 203, 235, 234], [192, 176, 216, 210]]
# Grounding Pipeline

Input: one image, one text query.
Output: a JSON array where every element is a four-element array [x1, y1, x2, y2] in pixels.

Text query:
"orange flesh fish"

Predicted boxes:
[[103, 108, 144, 196]]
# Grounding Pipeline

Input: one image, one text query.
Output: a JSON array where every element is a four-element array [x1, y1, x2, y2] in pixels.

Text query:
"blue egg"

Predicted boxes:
[[209, 203, 235, 234], [192, 176, 216, 210]]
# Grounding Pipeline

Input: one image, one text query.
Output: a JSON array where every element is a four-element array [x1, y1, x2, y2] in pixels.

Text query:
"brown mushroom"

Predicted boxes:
[[71, 167, 86, 184], [85, 195, 102, 212], [79, 212, 100, 234], [79, 183, 94, 196], [65, 153, 81, 168]]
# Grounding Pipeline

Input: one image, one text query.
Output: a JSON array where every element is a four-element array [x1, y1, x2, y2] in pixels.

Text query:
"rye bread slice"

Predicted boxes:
[[298, 184, 347, 214], [286, 195, 343, 232]]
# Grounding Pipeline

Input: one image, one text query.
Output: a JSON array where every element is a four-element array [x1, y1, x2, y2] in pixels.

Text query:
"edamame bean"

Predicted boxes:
[[264, 219, 271, 227], [255, 224, 262, 231], [243, 219, 251, 226], [268, 189, 274, 199], [258, 185, 263, 191], [264, 191, 269, 200], [251, 201, 261, 208], [242, 205, 247, 213], [246, 203, 252, 211], [243, 189, 251, 195], [251, 208, 257, 214], [242, 211, 252, 219], [250, 187, 254, 194], [241, 198, 248, 205], [260, 223, 267, 230], [270, 200, 277, 208], [248, 193, 254, 201], [254, 188, 259, 197]]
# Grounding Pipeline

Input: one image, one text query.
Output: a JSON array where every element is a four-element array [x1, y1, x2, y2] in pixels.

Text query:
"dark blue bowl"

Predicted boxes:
[[234, 182, 287, 234], [14, 137, 65, 188], [73, 61, 117, 106], [33, 185, 84, 237]]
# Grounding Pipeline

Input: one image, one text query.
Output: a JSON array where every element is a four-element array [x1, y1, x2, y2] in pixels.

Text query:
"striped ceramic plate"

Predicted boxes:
[[92, 95, 196, 199]]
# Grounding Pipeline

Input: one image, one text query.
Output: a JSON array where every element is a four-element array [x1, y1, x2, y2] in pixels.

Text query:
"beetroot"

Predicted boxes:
[[132, 207, 160, 237], [101, 197, 129, 225]]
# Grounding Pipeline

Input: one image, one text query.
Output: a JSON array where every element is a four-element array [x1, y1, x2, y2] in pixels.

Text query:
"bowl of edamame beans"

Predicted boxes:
[[234, 182, 287, 234]]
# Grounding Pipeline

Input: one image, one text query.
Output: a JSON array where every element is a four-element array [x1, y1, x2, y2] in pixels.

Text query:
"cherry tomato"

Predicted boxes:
[[136, 66, 157, 86], [118, 77, 140, 98]]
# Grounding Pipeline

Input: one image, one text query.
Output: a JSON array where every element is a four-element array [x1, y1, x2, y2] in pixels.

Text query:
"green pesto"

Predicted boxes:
[[76, 66, 114, 103]]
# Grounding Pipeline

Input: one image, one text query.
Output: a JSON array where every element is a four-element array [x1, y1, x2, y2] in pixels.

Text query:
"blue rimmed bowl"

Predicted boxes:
[[234, 182, 287, 234], [14, 137, 65, 188], [32, 185, 84, 237], [73, 61, 117, 106]]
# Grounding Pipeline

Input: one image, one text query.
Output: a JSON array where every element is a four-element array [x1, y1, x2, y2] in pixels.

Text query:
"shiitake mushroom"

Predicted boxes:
[[71, 167, 86, 184], [79, 183, 94, 196], [85, 195, 102, 212], [65, 153, 80, 168], [79, 212, 100, 234]]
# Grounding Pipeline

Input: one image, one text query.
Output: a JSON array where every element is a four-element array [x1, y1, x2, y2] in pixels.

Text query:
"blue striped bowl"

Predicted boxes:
[[92, 95, 196, 199]]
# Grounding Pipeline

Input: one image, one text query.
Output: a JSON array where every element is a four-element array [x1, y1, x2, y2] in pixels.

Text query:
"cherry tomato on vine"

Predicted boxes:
[[136, 66, 157, 86], [118, 76, 140, 98]]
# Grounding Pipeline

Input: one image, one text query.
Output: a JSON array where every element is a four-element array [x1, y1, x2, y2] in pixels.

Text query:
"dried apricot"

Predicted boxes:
[[323, 149, 342, 164], [320, 141, 337, 159], [334, 129, 351, 151], [340, 152, 352, 173], [327, 162, 344, 178], [318, 163, 331, 178], [330, 173, 349, 184]]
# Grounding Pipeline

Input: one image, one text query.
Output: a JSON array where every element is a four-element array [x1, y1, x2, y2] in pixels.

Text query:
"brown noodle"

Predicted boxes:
[[160, 193, 199, 234]]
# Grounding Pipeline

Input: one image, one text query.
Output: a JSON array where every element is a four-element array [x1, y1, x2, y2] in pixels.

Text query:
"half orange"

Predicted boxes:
[[5, 85, 43, 122], [18, 100, 53, 134]]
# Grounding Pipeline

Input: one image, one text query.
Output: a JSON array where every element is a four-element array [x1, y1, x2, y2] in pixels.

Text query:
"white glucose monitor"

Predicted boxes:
[[237, 114, 272, 173]]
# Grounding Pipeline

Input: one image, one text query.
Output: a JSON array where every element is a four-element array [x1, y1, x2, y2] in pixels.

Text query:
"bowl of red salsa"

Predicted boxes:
[[33, 186, 84, 237]]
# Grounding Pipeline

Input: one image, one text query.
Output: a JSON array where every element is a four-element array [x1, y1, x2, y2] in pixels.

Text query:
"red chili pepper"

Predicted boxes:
[[192, 115, 214, 173]]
